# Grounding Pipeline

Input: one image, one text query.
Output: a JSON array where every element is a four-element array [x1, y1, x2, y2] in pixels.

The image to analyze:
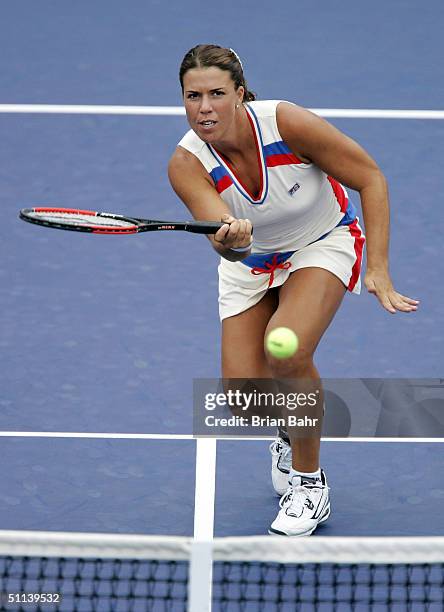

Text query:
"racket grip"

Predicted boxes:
[[186, 221, 254, 235], [186, 221, 225, 234]]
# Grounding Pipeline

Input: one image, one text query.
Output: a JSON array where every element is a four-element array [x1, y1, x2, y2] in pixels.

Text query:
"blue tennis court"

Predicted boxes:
[[1, 0, 443, 609]]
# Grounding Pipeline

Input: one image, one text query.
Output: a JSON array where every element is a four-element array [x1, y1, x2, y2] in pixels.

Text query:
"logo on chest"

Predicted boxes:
[[288, 182, 301, 196]]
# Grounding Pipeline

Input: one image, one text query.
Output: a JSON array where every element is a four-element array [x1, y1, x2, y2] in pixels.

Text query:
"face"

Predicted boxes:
[[182, 66, 244, 143]]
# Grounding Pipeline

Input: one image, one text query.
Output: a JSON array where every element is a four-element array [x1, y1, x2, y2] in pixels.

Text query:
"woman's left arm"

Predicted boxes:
[[277, 102, 419, 314]]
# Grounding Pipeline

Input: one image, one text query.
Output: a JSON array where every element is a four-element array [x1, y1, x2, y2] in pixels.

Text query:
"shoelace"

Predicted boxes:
[[280, 480, 329, 514], [251, 255, 292, 288]]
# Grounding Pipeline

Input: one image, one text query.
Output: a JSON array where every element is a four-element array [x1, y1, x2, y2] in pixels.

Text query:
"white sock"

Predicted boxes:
[[290, 467, 321, 482]]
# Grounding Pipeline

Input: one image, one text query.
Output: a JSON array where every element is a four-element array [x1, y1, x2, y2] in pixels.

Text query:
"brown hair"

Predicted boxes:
[[179, 44, 256, 102]]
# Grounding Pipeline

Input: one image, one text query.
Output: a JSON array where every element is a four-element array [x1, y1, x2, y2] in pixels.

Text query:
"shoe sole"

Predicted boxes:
[[268, 505, 331, 537]]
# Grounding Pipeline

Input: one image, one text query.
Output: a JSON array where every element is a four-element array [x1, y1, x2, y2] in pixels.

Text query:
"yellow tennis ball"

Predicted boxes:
[[266, 327, 299, 359]]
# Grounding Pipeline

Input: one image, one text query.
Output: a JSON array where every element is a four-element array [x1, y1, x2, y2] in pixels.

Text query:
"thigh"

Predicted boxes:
[[222, 289, 279, 378], [267, 267, 347, 358]]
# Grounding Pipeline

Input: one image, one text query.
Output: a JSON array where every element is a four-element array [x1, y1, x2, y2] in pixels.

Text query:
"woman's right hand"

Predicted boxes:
[[214, 214, 253, 250]]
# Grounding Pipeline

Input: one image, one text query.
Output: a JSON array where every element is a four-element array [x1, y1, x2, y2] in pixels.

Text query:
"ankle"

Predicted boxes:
[[290, 467, 321, 481]]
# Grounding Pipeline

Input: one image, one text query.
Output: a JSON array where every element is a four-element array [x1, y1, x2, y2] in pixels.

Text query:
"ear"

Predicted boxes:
[[236, 85, 245, 104]]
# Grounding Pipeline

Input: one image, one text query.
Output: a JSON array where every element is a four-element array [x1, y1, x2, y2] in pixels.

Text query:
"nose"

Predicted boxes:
[[199, 95, 213, 114]]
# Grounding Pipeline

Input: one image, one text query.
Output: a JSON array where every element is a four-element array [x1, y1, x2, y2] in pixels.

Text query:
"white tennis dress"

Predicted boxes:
[[178, 100, 365, 320]]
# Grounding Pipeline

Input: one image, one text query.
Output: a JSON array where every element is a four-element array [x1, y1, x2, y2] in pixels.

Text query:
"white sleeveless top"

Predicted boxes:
[[177, 100, 356, 254]]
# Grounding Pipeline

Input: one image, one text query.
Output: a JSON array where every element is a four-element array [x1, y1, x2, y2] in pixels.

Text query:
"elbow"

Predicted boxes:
[[375, 168, 387, 187], [359, 167, 388, 195]]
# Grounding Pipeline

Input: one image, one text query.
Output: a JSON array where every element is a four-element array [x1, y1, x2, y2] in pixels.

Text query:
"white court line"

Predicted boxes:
[[0, 105, 185, 116], [193, 438, 217, 541], [0, 431, 194, 440], [0, 431, 443, 442], [189, 438, 216, 612], [0, 104, 443, 119]]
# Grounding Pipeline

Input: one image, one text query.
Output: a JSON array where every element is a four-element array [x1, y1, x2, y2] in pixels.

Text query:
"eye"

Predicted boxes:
[[213, 91, 224, 96], [186, 93, 198, 99]]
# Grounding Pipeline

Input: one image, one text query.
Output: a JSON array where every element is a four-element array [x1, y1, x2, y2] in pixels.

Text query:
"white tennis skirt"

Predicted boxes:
[[218, 220, 365, 320]]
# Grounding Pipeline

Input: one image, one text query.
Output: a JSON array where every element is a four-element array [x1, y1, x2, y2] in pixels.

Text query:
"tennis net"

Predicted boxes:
[[0, 530, 443, 611]]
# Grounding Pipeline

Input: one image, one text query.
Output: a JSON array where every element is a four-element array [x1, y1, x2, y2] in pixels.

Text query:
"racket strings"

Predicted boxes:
[[27, 210, 136, 228]]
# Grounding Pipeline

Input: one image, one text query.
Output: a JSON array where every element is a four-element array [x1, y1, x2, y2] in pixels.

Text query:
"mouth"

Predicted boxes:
[[198, 120, 217, 130]]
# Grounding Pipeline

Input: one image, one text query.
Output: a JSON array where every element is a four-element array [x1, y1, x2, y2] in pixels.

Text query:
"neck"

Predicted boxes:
[[211, 105, 252, 157]]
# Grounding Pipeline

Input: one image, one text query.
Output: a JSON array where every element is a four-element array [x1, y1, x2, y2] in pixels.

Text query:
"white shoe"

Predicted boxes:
[[269, 470, 330, 537], [269, 438, 292, 496]]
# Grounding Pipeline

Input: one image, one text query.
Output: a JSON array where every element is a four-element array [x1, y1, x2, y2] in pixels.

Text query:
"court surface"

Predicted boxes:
[[1, 0, 443, 542]]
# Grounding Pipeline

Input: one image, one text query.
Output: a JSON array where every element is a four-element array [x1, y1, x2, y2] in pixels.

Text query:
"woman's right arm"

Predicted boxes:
[[168, 146, 253, 262]]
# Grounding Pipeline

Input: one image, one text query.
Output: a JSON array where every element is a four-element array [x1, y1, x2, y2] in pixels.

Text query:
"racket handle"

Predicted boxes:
[[185, 221, 225, 234], [185, 221, 254, 235]]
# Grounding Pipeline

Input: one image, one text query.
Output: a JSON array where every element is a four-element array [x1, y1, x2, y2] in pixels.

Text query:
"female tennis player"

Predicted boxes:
[[168, 44, 419, 537]]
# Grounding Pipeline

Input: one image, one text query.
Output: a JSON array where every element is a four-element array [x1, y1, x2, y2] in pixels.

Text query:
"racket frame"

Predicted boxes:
[[19, 207, 224, 235]]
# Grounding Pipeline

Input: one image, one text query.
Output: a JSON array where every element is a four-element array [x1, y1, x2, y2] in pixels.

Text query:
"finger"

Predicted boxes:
[[224, 220, 240, 245], [237, 218, 253, 246], [235, 219, 248, 245], [388, 294, 419, 312], [378, 292, 397, 314], [221, 213, 236, 224], [387, 291, 418, 312], [390, 300, 416, 312], [214, 223, 231, 244], [397, 294, 420, 305]]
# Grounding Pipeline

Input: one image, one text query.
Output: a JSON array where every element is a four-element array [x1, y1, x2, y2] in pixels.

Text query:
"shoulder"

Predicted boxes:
[[275, 102, 330, 163], [168, 143, 213, 189], [249, 100, 321, 145], [276, 101, 321, 127], [246, 99, 284, 118], [177, 128, 207, 156], [169, 145, 205, 176], [170, 128, 207, 173], [171, 128, 220, 185], [246, 99, 310, 120], [276, 101, 330, 139]]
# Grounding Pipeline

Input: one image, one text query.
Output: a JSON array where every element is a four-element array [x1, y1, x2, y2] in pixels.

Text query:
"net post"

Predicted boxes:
[[188, 437, 217, 612]]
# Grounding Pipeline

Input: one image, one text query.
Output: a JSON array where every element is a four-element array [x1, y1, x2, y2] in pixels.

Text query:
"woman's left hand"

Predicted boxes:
[[364, 270, 420, 314]]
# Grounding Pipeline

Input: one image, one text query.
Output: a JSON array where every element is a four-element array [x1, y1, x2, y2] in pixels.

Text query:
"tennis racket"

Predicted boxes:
[[19, 207, 224, 235]]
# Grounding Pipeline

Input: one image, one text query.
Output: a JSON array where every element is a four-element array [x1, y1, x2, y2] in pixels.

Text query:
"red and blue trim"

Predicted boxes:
[[209, 165, 233, 194], [347, 219, 365, 292], [327, 176, 359, 226], [327, 176, 349, 213], [242, 250, 295, 268], [337, 199, 357, 226], [263, 141, 303, 167]]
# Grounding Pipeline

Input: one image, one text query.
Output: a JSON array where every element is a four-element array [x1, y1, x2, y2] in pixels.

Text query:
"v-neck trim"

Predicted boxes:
[[208, 103, 268, 205]]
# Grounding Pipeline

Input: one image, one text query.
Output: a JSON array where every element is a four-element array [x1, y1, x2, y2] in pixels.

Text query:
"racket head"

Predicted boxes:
[[19, 208, 140, 234]]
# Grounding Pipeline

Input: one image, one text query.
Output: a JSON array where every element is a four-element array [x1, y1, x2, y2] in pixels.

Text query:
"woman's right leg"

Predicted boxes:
[[221, 289, 291, 498], [221, 289, 278, 379]]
